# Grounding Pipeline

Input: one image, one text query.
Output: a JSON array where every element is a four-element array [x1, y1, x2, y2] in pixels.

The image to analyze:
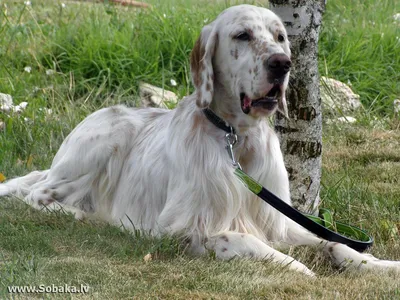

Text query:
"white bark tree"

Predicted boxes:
[[269, 0, 326, 212]]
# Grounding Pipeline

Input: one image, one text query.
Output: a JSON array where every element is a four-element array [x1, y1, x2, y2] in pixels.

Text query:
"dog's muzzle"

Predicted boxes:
[[264, 53, 291, 83]]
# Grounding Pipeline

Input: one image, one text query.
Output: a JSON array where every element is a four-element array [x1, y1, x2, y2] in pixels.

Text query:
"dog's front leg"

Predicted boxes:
[[205, 231, 315, 276], [284, 221, 400, 272]]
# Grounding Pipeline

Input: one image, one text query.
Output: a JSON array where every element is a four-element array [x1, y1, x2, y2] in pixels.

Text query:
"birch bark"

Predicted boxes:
[[269, 0, 326, 212]]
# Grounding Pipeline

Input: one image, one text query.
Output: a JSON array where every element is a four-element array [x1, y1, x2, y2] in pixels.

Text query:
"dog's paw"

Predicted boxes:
[[288, 260, 316, 277], [0, 184, 11, 197], [325, 242, 368, 269], [325, 242, 400, 271], [41, 202, 87, 220], [27, 188, 55, 208]]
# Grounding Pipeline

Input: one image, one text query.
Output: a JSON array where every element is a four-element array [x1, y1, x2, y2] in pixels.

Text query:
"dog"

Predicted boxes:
[[1, 5, 399, 276]]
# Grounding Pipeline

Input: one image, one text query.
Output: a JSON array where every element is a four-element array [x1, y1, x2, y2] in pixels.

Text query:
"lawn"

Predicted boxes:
[[0, 0, 399, 298]]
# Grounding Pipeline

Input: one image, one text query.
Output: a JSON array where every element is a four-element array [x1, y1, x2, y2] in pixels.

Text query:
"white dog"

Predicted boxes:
[[1, 5, 399, 276]]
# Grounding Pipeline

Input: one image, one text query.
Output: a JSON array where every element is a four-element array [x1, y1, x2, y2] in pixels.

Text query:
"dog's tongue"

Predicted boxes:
[[242, 95, 252, 111]]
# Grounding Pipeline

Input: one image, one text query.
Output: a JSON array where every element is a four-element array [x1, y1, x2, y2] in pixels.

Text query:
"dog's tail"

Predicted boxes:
[[0, 170, 49, 198]]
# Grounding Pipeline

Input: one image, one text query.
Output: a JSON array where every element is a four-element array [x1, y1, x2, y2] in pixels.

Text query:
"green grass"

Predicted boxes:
[[319, 0, 400, 114], [0, 0, 400, 298]]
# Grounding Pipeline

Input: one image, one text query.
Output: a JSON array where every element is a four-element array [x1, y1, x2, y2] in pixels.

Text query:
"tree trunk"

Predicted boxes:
[[269, 0, 326, 212]]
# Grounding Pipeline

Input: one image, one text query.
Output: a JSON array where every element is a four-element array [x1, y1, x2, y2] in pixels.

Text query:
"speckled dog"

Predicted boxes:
[[1, 5, 399, 276]]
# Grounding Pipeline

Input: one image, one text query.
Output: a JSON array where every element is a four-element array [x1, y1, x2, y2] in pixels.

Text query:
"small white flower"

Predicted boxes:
[[0, 93, 13, 107], [163, 13, 166, 18], [337, 116, 357, 123], [0, 93, 13, 112], [393, 13, 400, 22], [24, 1, 31, 6], [394, 99, 400, 114], [19, 102, 28, 109], [170, 79, 177, 86], [24, 66, 32, 73], [61, 3, 66, 8], [203, 18, 209, 23], [46, 69, 55, 76], [14, 102, 28, 113], [0, 104, 12, 112]]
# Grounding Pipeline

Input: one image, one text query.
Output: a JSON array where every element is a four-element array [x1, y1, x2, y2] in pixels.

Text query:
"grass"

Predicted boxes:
[[0, 0, 399, 298], [319, 0, 400, 114]]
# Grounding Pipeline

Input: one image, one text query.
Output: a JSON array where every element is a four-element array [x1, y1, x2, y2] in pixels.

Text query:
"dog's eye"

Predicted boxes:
[[277, 34, 285, 42], [234, 32, 251, 41]]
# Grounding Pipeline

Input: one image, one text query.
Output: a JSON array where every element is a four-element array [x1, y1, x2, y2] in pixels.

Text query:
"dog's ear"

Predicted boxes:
[[190, 23, 218, 108]]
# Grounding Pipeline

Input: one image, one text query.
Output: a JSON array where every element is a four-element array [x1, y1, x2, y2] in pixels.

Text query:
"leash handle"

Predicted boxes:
[[234, 168, 373, 252]]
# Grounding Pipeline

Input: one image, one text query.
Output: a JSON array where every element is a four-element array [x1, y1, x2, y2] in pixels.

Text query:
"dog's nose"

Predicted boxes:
[[264, 54, 291, 80]]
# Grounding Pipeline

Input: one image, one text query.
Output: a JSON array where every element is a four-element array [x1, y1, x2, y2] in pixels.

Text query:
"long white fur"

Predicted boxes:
[[1, 5, 399, 276]]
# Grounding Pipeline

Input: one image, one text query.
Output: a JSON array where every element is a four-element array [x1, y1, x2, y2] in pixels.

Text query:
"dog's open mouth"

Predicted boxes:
[[240, 85, 281, 114]]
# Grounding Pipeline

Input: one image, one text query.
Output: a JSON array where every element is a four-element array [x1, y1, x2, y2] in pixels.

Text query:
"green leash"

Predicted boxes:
[[235, 168, 373, 252], [306, 208, 373, 246]]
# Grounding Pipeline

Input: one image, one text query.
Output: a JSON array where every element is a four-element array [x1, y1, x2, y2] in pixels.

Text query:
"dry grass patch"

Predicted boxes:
[[1, 198, 400, 298]]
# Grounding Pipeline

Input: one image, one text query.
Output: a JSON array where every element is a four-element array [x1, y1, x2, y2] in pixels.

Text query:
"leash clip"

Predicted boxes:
[[225, 127, 242, 170]]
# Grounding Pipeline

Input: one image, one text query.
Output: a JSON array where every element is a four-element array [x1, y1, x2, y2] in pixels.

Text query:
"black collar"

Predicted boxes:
[[202, 108, 236, 134]]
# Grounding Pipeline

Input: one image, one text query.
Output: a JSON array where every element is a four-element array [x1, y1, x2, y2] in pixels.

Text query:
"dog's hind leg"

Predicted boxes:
[[36, 201, 86, 220], [30, 107, 140, 216], [0, 170, 86, 219], [1, 106, 141, 219], [0, 170, 48, 197]]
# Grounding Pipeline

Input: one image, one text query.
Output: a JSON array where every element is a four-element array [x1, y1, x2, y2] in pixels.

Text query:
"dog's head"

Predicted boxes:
[[190, 5, 291, 120]]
